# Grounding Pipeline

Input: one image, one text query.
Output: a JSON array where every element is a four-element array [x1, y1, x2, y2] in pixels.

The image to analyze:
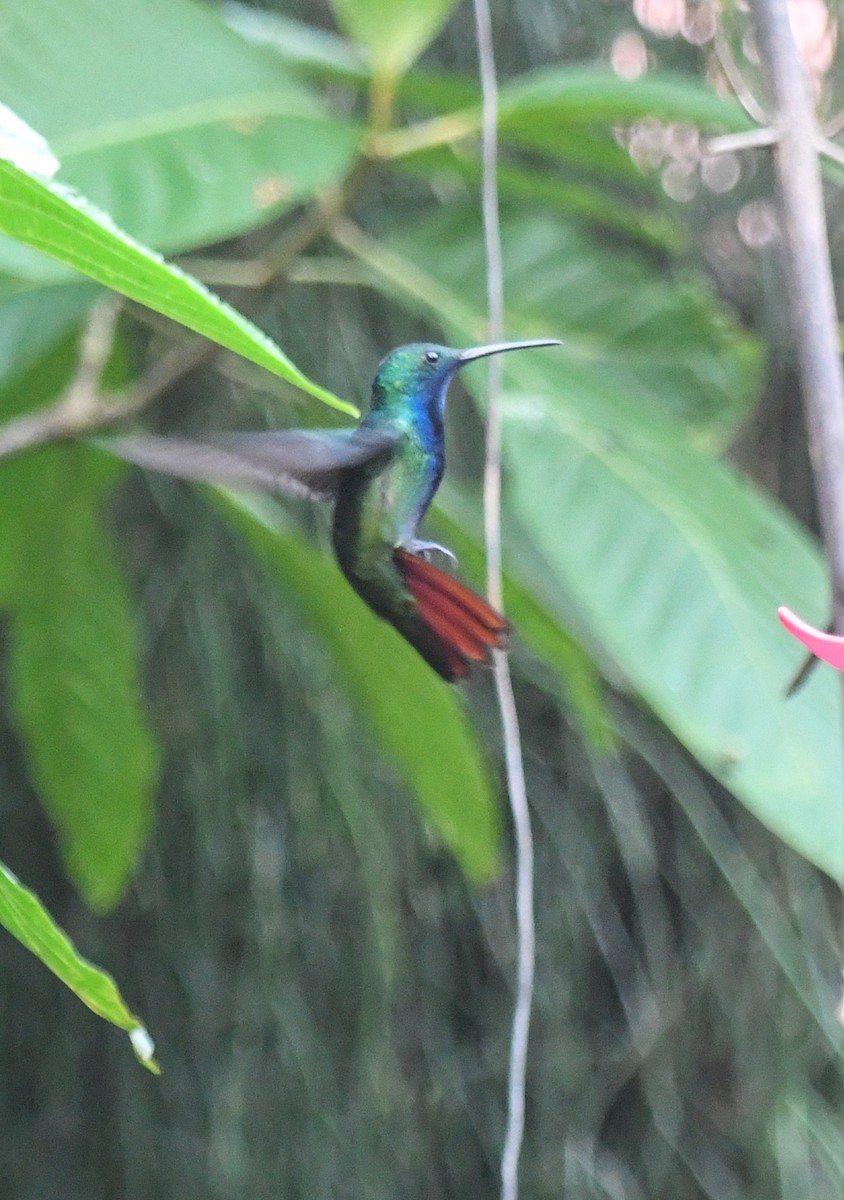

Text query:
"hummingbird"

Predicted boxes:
[[102, 338, 560, 680]]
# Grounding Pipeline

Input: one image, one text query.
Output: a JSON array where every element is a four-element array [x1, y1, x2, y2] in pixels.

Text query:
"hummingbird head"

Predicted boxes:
[[370, 338, 561, 418]]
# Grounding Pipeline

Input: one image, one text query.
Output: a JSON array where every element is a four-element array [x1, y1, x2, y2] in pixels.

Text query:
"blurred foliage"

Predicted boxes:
[[1, 0, 844, 1197]]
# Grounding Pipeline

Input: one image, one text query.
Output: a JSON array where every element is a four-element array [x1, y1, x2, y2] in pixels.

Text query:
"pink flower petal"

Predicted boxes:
[[778, 606, 844, 670]]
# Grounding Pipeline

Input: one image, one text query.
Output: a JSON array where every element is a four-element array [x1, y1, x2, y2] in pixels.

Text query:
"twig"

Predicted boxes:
[[471, 2, 536, 1199], [0, 333, 216, 462], [180, 164, 370, 290], [704, 127, 779, 156], [61, 295, 121, 422], [822, 106, 844, 140], [713, 24, 769, 126], [0, 298, 123, 459], [817, 136, 844, 172], [367, 111, 480, 160], [704, 127, 844, 176], [748, 2, 844, 905]]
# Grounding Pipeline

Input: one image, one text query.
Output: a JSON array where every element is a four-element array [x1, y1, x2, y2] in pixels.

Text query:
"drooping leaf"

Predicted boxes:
[[6, 446, 159, 910], [215, 490, 501, 881], [0, 0, 360, 257], [0, 859, 158, 1071], [0, 154, 352, 413]]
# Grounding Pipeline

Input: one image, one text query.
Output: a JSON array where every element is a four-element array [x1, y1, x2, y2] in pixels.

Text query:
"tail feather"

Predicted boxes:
[[406, 572, 500, 660], [411, 581, 491, 662], [400, 552, 509, 636], [395, 548, 510, 681], [411, 604, 475, 679]]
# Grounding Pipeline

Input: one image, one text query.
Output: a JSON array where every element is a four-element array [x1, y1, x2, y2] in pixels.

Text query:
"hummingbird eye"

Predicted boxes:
[[423, 350, 440, 365]]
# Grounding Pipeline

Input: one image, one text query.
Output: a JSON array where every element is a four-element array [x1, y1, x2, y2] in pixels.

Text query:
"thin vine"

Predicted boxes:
[[470, 3, 537, 1199]]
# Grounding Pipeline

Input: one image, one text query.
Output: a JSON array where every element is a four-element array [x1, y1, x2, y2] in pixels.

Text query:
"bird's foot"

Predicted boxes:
[[408, 539, 458, 567]]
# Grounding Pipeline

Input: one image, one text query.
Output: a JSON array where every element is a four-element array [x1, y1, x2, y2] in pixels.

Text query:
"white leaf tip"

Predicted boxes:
[[129, 1025, 156, 1063]]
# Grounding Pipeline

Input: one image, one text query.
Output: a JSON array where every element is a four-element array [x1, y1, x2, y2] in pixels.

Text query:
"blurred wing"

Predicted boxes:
[[97, 428, 398, 501]]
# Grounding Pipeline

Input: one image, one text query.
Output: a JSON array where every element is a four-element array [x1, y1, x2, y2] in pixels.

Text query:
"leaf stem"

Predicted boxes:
[[368, 110, 480, 159]]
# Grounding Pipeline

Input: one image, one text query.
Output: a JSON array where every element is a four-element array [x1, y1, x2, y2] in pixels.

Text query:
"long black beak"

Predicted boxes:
[[457, 338, 561, 364]]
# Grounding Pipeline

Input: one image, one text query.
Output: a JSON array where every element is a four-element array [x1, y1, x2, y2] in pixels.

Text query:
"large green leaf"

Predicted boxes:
[[344, 208, 843, 879], [0, 0, 360, 257], [6, 446, 159, 910], [216, 491, 501, 882], [0, 859, 158, 1071], [502, 366, 842, 880], [0, 154, 352, 413]]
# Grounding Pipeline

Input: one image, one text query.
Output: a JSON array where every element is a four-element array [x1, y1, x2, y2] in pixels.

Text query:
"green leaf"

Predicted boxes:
[[0, 0, 360, 256], [497, 67, 755, 132], [502, 371, 843, 880], [0, 339, 82, 599], [0, 155, 352, 413], [381, 68, 751, 178], [328, 0, 458, 79], [0, 859, 158, 1071], [216, 491, 501, 882], [490, 69, 752, 187], [6, 446, 159, 910]]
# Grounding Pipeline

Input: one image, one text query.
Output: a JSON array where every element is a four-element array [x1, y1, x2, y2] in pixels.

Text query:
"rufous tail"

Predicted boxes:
[[395, 548, 510, 681]]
